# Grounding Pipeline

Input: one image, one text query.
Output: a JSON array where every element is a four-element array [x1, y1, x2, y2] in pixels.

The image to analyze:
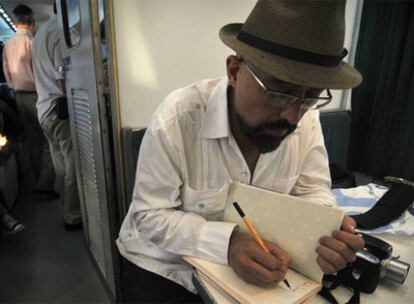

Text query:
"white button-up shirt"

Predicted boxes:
[[117, 77, 336, 292]]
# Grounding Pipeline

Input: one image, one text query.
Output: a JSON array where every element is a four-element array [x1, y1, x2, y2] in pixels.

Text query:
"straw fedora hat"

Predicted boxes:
[[220, 0, 362, 89]]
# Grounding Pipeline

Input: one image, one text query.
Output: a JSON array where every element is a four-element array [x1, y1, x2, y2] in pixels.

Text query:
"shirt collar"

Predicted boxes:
[[200, 77, 231, 139], [16, 28, 33, 37]]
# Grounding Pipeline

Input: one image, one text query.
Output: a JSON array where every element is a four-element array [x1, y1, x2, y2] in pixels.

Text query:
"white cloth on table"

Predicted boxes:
[[332, 183, 414, 235]]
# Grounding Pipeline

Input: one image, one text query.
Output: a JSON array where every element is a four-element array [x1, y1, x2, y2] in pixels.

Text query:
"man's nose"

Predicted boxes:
[[279, 102, 303, 125], [279, 86, 308, 124]]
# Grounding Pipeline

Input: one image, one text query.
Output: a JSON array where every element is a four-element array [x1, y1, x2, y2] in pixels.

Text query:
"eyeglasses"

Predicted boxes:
[[242, 62, 332, 110]]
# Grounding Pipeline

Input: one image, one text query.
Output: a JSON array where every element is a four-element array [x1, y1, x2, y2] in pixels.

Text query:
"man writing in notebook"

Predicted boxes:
[[118, 1, 365, 302]]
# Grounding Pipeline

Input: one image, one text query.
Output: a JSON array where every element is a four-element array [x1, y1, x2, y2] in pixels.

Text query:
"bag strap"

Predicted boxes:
[[352, 183, 414, 230]]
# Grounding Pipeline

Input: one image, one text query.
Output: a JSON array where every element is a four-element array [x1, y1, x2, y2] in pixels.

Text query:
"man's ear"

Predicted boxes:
[[226, 55, 241, 88]]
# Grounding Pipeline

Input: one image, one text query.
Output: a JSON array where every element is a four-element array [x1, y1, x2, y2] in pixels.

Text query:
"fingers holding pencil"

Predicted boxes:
[[265, 240, 291, 274], [231, 202, 292, 288], [228, 229, 291, 287]]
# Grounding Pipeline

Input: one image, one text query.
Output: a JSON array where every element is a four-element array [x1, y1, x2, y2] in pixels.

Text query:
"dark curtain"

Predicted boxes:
[[349, 0, 414, 181]]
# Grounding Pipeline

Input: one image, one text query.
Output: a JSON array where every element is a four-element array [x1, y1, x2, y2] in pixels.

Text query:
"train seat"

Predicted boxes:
[[319, 111, 356, 188], [121, 127, 147, 205]]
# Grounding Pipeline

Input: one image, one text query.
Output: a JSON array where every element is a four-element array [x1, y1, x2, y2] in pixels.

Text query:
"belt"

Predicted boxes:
[[15, 90, 36, 94]]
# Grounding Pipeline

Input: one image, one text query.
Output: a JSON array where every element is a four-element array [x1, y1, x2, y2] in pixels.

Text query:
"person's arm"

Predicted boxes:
[[57, 79, 65, 94], [2, 49, 12, 87], [52, 28, 66, 94], [119, 120, 236, 264], [28, 39, 34, 75]]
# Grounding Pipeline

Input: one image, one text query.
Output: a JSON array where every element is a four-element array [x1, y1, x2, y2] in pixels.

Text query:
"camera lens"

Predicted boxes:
[[381, 257, 410, 284]]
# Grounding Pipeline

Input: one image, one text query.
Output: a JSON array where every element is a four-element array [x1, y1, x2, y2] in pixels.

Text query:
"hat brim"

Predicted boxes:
[[220, 24, 362, 89]]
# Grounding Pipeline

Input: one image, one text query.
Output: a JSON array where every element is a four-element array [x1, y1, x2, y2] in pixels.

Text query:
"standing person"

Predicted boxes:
[[2, 4, 56, 197], [32, 4, 81, 231], [117, 0, 365, 303], [0, 95, 25, 235]]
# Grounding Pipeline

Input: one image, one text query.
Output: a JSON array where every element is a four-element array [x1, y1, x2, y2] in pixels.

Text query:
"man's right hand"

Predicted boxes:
[[228, 229, 291, 287]]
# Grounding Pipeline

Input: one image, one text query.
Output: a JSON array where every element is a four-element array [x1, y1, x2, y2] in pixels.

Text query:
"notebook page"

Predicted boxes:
[[197, 271, 239, 304], [185, 257, 321, 304]]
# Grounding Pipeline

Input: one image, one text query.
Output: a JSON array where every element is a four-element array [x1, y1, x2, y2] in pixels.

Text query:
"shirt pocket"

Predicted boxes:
[[180, 183, 230, 220], [272, 175, 299, 194]]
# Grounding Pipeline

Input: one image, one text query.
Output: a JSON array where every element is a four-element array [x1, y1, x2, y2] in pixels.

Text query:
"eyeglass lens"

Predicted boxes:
[[265, 92, 320, 110]]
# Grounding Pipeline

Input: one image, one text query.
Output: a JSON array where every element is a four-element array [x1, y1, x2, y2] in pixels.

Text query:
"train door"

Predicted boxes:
[[57, 0, 118, 297]]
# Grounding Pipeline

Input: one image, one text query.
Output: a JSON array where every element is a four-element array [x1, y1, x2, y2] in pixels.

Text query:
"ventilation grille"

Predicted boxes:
[[71, 89, 105, 273]]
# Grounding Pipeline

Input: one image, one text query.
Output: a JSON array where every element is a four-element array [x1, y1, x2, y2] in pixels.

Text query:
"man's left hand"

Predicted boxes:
[[316, 216, 365, 274]]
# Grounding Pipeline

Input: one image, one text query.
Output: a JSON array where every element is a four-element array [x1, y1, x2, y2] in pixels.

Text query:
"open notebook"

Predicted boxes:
[[185, 182, 345, 303], [185, 256, 321, 304]]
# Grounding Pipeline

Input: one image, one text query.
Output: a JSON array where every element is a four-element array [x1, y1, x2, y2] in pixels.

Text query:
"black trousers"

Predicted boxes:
[[121, 258, 203, 303], [0, 192, 9, 216]]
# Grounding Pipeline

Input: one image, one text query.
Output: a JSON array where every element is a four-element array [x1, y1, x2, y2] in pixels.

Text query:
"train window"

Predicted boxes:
[[61, 0, 81, 48]]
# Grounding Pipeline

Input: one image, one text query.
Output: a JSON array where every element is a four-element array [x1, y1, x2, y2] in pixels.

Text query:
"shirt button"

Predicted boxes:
[[241, 171, 247, 177]]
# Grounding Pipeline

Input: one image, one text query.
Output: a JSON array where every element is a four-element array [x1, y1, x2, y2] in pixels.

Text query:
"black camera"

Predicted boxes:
[[350, 232, 410, 293]]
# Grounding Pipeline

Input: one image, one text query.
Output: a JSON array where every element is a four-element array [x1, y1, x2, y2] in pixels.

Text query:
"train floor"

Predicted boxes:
[[0, 171, 112, 303]]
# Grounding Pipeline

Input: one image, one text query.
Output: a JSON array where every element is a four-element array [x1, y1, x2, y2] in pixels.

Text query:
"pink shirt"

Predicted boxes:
[[2, 28, 36, 92]]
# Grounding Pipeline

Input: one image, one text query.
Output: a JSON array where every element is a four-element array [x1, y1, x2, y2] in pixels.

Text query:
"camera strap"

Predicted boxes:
[[318, 268, 360, 304]]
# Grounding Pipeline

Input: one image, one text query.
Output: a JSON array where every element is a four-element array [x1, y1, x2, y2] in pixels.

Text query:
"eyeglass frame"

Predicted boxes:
[[240, 60, 332, 110]]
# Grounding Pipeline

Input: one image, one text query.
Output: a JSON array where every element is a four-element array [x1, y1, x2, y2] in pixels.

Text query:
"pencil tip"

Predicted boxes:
[[284, 279, 291, 289]]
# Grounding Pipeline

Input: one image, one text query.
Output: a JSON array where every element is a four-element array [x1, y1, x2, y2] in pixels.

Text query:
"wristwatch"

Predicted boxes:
[[384, 176, 414, 188]]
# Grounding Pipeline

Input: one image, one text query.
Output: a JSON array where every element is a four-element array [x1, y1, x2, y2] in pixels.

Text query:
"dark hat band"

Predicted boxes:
[[237, 30, 348, 67]]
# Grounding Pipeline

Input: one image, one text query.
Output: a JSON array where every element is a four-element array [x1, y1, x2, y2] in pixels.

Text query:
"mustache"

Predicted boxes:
[[256, 120, 297, 133]]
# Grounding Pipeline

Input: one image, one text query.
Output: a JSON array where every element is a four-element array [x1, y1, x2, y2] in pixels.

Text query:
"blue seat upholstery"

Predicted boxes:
[[320, 111, 355, 188], [319, 111, 351, 170], [121, 127, 146, 205]]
